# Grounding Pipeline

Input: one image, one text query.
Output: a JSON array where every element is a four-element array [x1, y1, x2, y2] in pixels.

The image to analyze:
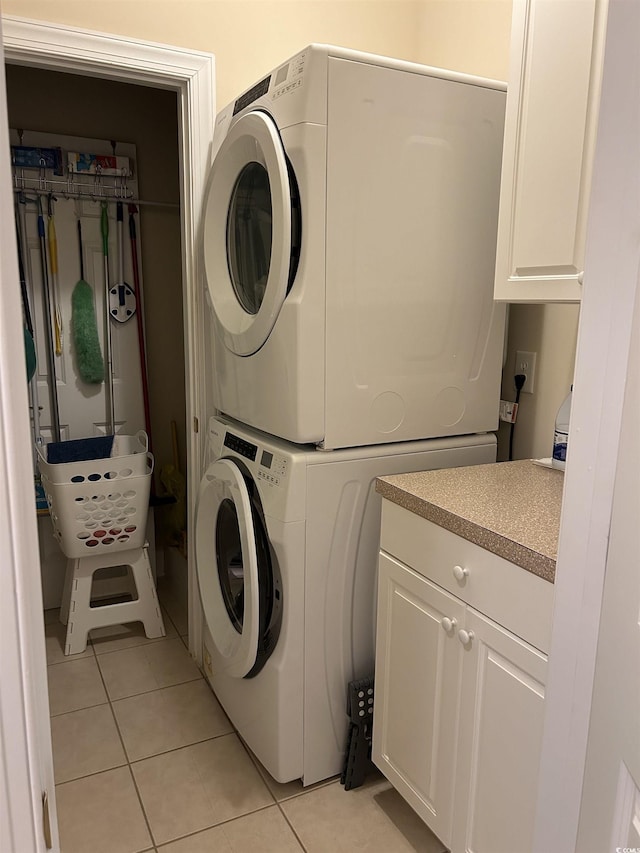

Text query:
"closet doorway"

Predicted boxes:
[[2, 17, 215, 658], [6, 67, 185, 608]]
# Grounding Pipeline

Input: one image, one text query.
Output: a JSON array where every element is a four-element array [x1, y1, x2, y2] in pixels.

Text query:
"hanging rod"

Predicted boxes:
[[12, 185, 179, 209]]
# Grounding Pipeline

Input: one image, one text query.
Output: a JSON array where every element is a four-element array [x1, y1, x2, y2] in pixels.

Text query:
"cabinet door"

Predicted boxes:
[[452, 608, 547, 853], [373, 552, 465, 847], [494, 0, 608, 302]]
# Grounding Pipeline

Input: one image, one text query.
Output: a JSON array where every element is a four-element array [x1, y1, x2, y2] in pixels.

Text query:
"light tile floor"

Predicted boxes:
[[46, 582, 448, 853]]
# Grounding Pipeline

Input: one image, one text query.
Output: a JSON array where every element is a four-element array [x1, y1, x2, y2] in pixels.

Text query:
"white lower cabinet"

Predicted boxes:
[[374, 553, 464, 846], [373, 503, 552, 853], [451, 608, 547, 853]]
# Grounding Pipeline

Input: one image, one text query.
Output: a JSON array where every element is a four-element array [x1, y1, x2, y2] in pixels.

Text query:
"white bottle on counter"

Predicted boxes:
[[552, 387, 573, 470]]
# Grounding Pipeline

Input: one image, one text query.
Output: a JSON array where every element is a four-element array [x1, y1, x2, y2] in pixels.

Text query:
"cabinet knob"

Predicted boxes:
[[441, 617, 457, 633], [453, 565, 469, 582], [458, 629, 475, 646]]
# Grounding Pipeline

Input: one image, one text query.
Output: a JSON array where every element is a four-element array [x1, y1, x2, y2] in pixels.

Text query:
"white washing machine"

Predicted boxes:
[[202, 44, 507, 450], [195, 416, 497, 785]]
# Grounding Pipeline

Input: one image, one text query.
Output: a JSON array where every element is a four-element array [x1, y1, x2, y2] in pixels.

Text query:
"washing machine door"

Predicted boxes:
[[195, 458, 261, 677], [202, 110, 300, 356]]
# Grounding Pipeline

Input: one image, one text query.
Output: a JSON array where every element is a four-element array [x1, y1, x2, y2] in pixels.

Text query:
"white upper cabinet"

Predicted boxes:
[[494, 0, 609, 302]]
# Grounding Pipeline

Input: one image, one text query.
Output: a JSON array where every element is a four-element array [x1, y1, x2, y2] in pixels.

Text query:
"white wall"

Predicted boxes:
[[2, 0, 423, 109], [417, 0, 512, 80], [498, 304, 580, 460]]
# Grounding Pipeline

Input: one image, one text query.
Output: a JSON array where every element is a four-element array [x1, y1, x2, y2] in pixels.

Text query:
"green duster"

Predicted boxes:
[[72, 279, 104, 384]]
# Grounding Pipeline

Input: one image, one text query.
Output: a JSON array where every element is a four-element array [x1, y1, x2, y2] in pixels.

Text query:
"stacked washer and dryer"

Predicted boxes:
[[196, 44, 507, 786]]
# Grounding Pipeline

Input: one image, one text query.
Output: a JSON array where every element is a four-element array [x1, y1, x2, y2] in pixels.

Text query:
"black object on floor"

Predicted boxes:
[[341, 676, 375, 791]]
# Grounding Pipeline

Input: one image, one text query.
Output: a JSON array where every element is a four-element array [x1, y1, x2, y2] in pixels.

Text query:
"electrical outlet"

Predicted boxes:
[[515, 350, 537, 393]]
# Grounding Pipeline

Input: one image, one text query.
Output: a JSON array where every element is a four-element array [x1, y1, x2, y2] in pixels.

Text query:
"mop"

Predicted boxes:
[[47, 194, 63, 356], [17, 195, 46, 512], [101, 202, 115, 434], [128, 205, 152, 441], [15, 208, 36, 383], [71, 219, 105, 384], [50, 216, 111, 466], [36, 196, 61, 442]]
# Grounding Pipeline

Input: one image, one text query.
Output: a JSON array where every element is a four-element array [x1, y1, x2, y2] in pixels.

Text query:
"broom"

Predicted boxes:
[[159, 421, 187, 557], [72, 219, 104, 384]]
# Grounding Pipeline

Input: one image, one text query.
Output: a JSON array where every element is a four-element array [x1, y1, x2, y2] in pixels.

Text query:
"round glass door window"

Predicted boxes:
[[202, 110, 296, 355], [227, 162, 272, 316], [215, 497, 246, 632]]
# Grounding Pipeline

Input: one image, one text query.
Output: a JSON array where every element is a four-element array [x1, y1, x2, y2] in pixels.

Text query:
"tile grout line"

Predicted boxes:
[[236, 735, 309, 852], [47, 646, 96, 667], [49, 697, 109, 719], [126, 726, 302, 848], [275, 800, 310, 853], [93, 643, 158, 849], [47, 594, 190, 849], [55, 761, 127, 787], [152, 802, 286, 850], [53, 729, 235, 787], [156, 580, 189, 638], [126, 730, 235, 767], [88, 596, 225, 849], [49, 597, 312, 851], [49, 647, 200, 715], [91, 632, 184, 660], [97, 671, 202, 703], [240, 736, 340, 804]]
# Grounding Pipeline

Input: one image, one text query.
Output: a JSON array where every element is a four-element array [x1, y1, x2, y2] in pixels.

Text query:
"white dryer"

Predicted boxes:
[[195, 416, 497, 785], [202, 44, 507, 450]]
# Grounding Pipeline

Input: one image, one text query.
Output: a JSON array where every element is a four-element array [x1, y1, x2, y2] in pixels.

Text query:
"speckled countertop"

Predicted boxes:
[[376, 460, 564, 583]]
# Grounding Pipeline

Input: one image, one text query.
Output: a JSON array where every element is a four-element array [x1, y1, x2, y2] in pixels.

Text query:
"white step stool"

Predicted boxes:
[[59, 544, 165, 655]]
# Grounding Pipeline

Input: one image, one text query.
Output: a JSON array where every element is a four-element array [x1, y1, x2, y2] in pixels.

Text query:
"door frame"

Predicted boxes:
[[533, 1, 640, 850], [2, 13, 215, 660], [1, 15, 215, 849]]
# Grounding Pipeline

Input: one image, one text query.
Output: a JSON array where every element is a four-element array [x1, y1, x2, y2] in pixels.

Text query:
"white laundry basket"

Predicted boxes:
[[37, 431, 154, 559]]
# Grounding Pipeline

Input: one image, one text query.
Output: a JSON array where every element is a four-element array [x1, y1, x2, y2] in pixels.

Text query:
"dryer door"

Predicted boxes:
[[202, 110, 300, 356], [195, 458, 260, 677]]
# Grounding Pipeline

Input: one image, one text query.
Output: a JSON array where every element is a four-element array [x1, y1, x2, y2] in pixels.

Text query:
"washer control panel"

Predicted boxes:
[[256, 450, 288, 487], [223, 432, 257, 461], [220, 425, 287, 487]]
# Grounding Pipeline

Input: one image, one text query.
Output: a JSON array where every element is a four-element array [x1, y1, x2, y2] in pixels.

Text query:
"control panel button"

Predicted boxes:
[[223, 432, 258, 461]]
